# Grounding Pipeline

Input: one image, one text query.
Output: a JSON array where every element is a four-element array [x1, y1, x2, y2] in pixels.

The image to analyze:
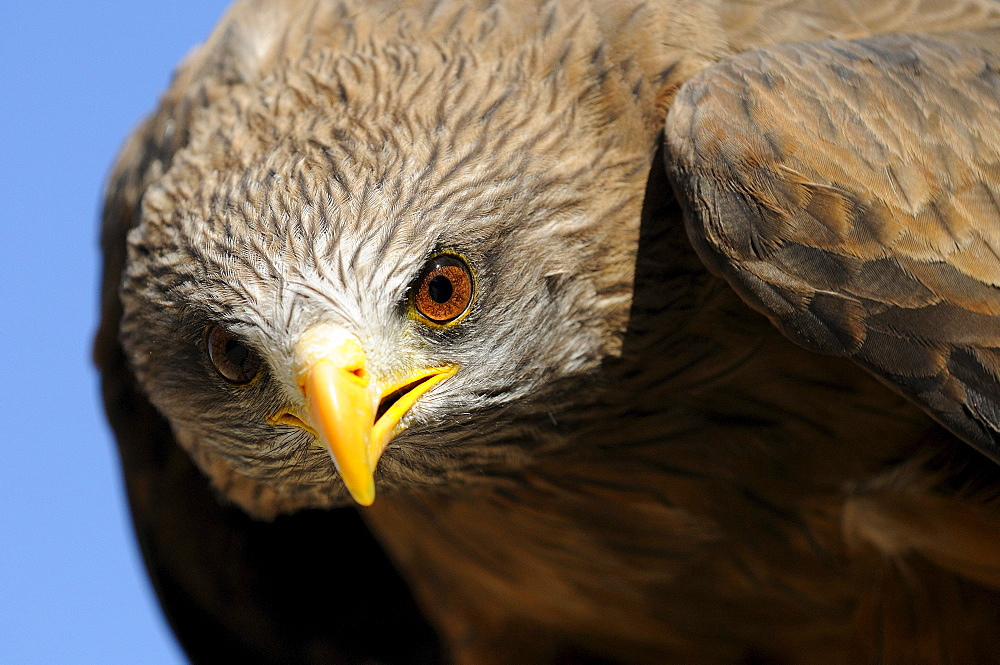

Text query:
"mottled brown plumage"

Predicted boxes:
[[96, 1, 1000, 663]]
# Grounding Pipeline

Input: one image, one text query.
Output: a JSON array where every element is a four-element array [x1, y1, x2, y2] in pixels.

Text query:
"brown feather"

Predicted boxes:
[[98, 1, 1000, 663]]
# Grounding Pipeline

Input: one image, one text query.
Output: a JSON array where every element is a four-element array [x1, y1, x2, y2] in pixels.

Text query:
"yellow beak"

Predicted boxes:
[[272, 324, 456, 506]]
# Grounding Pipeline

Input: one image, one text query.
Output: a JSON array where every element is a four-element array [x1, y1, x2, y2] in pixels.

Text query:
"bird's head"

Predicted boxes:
[[117, 11, 664, 516]]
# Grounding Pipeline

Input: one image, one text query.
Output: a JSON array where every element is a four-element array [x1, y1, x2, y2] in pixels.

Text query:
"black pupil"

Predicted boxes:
[[225, 339, 250, 367], [428, 275, 453, 304]]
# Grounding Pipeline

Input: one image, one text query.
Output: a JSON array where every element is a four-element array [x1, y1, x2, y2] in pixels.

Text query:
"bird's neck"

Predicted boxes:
[[365, 267, 940, 665], [365, 324, 943, 664], [363, 194, 946, 664]]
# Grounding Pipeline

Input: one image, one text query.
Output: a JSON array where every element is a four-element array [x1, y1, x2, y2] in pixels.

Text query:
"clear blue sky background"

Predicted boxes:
[[1, 3, 230, 663]]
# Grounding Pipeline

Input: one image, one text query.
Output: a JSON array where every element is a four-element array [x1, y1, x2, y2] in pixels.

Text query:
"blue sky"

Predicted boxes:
[[1, 3, 229, 662]]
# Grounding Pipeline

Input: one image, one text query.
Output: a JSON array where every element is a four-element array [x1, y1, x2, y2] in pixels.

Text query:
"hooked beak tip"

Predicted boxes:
[[279, 324, 458, 507]]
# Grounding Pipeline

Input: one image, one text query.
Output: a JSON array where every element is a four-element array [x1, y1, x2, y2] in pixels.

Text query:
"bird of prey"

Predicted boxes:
[[95, 0, 1000, 663]]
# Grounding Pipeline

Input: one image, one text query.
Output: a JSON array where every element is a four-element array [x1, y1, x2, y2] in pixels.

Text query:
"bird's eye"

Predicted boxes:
[[412, 254, 474, 324], [206, 326, 263, 386]]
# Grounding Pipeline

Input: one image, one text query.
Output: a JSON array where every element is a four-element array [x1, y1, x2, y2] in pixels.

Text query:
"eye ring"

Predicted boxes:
[[411, 253, 474, 325], [206, 326, 263, 386]]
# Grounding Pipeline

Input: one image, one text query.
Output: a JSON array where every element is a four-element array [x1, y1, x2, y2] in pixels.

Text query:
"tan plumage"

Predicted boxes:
[[96, 1, 1000, 663]]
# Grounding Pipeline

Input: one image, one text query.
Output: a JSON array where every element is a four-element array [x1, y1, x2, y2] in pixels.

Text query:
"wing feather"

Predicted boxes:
[[665, 30, 1000, 460]]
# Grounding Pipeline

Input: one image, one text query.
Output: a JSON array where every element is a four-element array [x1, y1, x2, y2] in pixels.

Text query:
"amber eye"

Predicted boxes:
[[412, 254, 474, 324], [207, 326, 263, 386]]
